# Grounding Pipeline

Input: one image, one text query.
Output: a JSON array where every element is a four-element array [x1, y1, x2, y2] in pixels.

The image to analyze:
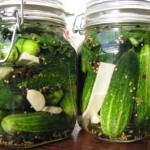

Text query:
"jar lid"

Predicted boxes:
[[0, 0, 66, 27], [85, 0, 150, 28]]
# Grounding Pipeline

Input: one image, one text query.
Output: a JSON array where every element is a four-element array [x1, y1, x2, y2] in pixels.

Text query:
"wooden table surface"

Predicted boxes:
[[1, 123, 150, 150]]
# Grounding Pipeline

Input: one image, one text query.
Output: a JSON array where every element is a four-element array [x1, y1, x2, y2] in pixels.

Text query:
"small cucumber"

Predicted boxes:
[[22, 39, 40, 56], [134, 44, 150, 132], [100, 49, 139, 138], [15, 38, 26, 53], [47, 88, 64, 106], [80, 73, 96, 113], [60, 89, 77, 117], [0, 110, 9, 133], [1, 112, 74, 133]]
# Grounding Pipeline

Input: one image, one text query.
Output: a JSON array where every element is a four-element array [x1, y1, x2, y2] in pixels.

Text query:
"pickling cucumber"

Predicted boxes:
[[47, 88, 64, 106], [134, 44, 150, 132], [1, 112, 74, 133], [0, 110, 9, 133], [80, 73, 96, 113], [100, 49, 139, 138], [60, 89, 77, 117]]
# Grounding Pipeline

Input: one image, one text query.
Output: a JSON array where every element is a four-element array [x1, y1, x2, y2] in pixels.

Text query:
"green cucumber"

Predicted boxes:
[[15, 38, 26, 53], [80, 73, 96, 113], [0, 110, 9, 133], [1, 112, 74, 133], [80, 31, 100, 73], [134, 44, 150, 132], [60, 89, 77, 117], [6, 46, 19, 63], [100, 49, 139, 138], [47, 88, 64, 106], [22, 39, 40, 56]]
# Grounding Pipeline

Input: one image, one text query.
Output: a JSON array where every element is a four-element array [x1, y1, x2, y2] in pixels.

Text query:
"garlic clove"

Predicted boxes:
[[42, 106, 63, 114], [0, 67, 14, 79], [27, 89, 45, 111], [16, 52, 40, 66], [91, 114, 100, 124]]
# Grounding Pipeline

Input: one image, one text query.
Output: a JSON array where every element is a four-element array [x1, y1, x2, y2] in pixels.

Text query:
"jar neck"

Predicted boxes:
[[1, 20, 66, 37], [84, 23, 150, 32], [21, 20, 66, 34]]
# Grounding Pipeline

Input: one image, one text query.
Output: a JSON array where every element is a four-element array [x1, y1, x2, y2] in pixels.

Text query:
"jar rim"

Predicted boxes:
[[84, 0, 150, 28]]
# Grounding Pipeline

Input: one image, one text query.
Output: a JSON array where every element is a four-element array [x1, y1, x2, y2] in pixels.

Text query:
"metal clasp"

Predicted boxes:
[[0, 0, 24, 63], [72, 13, 84, 34]]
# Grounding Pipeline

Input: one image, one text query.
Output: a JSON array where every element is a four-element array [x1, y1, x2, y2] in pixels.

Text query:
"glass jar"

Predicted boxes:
[[0, 0, 77, 148], [77, 0, 150, 143]]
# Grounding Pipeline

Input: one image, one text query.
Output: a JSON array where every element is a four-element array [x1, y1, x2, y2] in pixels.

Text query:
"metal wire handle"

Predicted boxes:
[[0, 0, 24, 63], [72, 13, 84, 34]]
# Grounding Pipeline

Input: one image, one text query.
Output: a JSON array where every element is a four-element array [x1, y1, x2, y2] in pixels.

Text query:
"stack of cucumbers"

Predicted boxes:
[[79, 27, 150, 140]]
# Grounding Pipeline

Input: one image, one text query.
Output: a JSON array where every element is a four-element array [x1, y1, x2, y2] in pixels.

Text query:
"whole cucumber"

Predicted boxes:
[[100, 49, 139, 138], [80, 73, 96, 113], [2, 112, 74, 133], [134, 44, 150, 132], [60, 89, 77, 117]]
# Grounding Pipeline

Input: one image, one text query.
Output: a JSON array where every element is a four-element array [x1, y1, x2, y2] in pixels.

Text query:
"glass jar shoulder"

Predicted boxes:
[[79, 25, 150, 74]]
